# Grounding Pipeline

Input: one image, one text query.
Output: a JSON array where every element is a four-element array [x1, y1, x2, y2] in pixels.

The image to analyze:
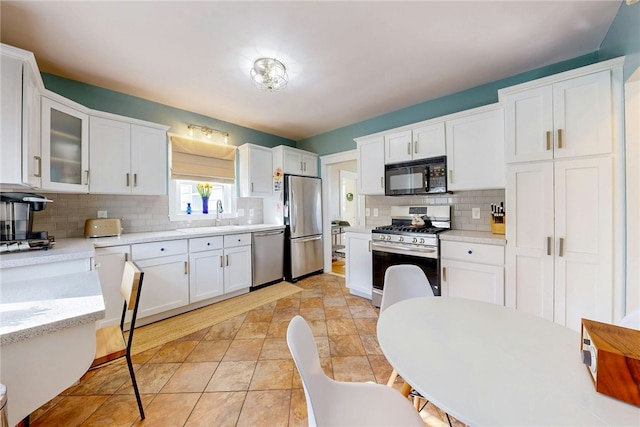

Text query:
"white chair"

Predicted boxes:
[[287, 315, 424, 427], [619, 309, 640, 330], [381, 265, 434, 393]]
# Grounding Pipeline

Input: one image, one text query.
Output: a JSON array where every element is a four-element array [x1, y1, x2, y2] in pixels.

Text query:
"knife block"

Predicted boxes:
[[491, 215, 505, 235]]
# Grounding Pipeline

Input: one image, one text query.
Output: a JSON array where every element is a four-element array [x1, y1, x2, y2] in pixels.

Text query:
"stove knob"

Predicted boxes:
[[419, 238, 425, 244], [398, 237, 404, 242], [412, 237, 418, 243]]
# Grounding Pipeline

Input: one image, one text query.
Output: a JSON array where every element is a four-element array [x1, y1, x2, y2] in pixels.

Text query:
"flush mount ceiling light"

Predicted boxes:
[[250, 57, 288, 92]]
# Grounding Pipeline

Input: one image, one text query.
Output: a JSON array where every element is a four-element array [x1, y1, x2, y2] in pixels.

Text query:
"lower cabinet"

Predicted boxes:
[[345, 231, 372, 299], [189, 236, 225, 303], [132, 239, 189, 320], [95, 245, 130, 328], [440, 240, 505, 305], [223, 234, 252, 292]]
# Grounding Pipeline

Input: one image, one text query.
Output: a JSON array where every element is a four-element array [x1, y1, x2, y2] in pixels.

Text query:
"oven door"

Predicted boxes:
[[371, 242, 440, 307]]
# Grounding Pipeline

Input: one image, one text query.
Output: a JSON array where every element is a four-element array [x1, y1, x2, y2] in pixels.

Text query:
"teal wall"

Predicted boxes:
[[599, 1, 640, 80], [41, 73, 295, 149]]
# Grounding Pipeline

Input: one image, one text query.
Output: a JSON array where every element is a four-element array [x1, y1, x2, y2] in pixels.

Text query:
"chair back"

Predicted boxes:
[[619, 309, 640, 330], [287, 315, 331, 427], [120, 261, 144, 310], [381, 264, 434, 313]]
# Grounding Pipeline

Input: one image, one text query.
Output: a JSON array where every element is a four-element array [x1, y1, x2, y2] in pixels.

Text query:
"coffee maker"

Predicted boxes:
[[0, 192, 54, 253]]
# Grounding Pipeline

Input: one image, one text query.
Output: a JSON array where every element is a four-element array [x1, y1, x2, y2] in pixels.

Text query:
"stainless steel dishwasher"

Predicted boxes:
[[252, 229, 285, 289]]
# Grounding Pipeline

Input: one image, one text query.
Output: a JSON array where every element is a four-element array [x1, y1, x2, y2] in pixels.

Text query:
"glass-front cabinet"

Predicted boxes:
[[41, 96, 89, 192]]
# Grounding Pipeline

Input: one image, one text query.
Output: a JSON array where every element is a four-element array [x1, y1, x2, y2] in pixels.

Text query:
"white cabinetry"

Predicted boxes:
[[445, 106, 505, 190], [132, 239, 189, 319], [188, 236, 224, 302], [440, 240, 505, 305], [506, 158, 613, 331], [89, 115, 167, 195], [504, 70, 612, 163], [355, 134, 385, 195], [0, 47, 43, 188], [238, 143, 273, 197], [223, 233, 252, 292], [41, 96, 90, 192], [94, 245, 130, 328], [273, 145, 318, 177], [384, 122, 445, 164], [345, 231, 372, 299]]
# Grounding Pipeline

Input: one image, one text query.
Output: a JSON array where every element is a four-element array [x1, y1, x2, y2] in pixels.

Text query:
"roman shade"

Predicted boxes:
[[170, 135, 236, 183]]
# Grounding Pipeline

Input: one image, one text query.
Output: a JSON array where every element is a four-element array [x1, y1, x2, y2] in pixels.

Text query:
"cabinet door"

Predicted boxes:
[[357, 135, 385, 195], [189, 249, 224, 302], [135, 254, 189, 319], [41, 97, 89, 192], [283, 148, 303, 174], [504, 85, 554, 163], [384, 130, 413, 164], [89, 116, 131, 194], [446, 108, 505, 190], [412, 122, 445, 160], [552, 70, 612, 159], [245, 145, 273, 196], [22, 63, 41, 188], [441, 259, 505, 305], [95, 245, 130, 328], [345, 233, 372, 299], [224, 245, 252, 292], [505, 163, 554, 320], [0, 56, 27, 185], [131, 124, 167, 195], [553, 157, 612, 332], [302, 153, 318, 177]]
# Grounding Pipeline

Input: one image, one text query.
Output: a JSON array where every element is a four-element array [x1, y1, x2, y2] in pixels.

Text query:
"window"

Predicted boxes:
[[169, 179, 235, 221]]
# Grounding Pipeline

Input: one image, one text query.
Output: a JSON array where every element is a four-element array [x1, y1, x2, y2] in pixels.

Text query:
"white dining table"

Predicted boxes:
[[377, 297, 640, 426]]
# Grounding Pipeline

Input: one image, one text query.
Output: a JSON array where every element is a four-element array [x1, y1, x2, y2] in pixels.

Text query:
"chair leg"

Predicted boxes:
[[446, 412, 453, 427], [126, 353, 145, 420], [386, 368, 398, 387]]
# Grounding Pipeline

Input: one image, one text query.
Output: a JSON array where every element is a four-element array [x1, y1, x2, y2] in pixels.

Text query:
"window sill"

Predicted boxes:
[[169, 213, 237, 222]]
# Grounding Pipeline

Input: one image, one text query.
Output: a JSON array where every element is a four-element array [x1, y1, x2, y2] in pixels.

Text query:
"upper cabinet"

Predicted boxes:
[[384, 122, 445, 164], [41, 96, 90, 192], [238, 143, 273, 197], [1, 44, 43, 188], [356, 134, 385, 195], [272, 145, 318, 177], [445, 106, 505, 191], [89, 115, 168, 195], [502, 69, 614, 164]]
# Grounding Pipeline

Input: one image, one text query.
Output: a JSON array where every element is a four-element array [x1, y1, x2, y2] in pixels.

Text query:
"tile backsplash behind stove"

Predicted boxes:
[[365, 189, 505, 232], [27, 193, 264, 239]]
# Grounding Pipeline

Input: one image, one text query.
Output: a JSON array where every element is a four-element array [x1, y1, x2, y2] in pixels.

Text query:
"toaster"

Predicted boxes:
[[84, 218, 122, 237]]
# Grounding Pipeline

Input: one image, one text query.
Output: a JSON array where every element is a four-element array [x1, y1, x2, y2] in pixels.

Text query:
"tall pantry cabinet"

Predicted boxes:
[[500, 58, 624, 332]]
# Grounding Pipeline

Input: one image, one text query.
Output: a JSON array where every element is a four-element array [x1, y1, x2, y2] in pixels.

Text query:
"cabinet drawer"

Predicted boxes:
[[441, 241, 504, 266], [224, 233, 251, 248], [132, 239, 188, 260], [189, 236, 223, 252]]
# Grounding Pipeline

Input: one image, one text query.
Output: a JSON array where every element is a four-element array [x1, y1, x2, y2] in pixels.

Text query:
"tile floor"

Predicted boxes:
[[29, 273, 464, 427]]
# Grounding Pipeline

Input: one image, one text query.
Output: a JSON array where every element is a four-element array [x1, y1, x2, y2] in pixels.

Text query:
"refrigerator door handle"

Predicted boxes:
[[294, 235, 322, 243], [291, 187, 297, 234]]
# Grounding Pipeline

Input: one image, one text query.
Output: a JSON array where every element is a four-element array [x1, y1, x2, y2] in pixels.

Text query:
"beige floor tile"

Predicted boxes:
[[249, 360, 294, 390], [360, 334, 383, 355], [130, 346, 160, 364], [186, 339, 232, 362], [324, 305, 352, 319], [30, 395, 108, 427], [299, 296, 323, 308], [206, 361, 256, 392], [131, 393, 200, 427], [266, 320, 290, 338], [288, 388, 309, 427], [328, 334, 366, 356], [307, 319, 328, 336], [271, 307, 300, 322], [353, 317, 378, 334], [148, 340, 199, 363], [118, 362, 181, 394], [222, 338, 264, 361], [298, 307, 325, 320], [175, 328, 210, 342], [79, 393, 153, 426], [160, 362, 218, 393], [349, 304, 379, 318], [275, 295, 301, 310], [236, 390, 291, 427], [345, 294, 374, 307], [326, 317, 358, 335], [204, 317, 244, 340], [259, 338, 292, 360], [367, 354, 395, 384], [185, 391, 246, 427], [235, 321, 271, 339], [245, 309, 275, 323], [323, 295, 347, 307], [66, 362, 131, 396], [332, 355, 376, 382]]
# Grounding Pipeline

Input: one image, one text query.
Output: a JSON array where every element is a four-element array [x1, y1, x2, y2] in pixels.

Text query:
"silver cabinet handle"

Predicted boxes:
[[557, 129, 563, 149], [34, 156, 42, 177], [84, 170, 90, 186], [442, 267, 447, 282], [547, 236, 552, 256], [303, 162, 306, 172], [126, 173, 130, 187], [558, 237, 565, 257], [368, 240, 372, 252], [300, 161, 303, 171], [226, 254, 229, 266], [546, 131, 552, 151], [220, 255, 224, 268], [134, 173, 138, 187], [251, 182, 254, 192], [414, 141, 418, 154], [184, 261, 188, 275], [407, 142, 411, 155]]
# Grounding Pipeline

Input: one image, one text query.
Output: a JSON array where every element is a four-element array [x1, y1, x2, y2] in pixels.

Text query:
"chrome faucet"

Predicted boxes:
[[216, 199, 223, 220]]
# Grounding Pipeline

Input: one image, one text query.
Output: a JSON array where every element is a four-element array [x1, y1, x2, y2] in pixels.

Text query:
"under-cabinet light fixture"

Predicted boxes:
[[187, 124, 229, 143]]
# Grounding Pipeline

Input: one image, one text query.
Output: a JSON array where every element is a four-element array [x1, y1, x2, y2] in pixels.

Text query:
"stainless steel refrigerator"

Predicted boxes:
[[284, 174, 323, 281]]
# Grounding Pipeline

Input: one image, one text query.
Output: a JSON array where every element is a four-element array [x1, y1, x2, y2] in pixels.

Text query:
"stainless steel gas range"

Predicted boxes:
[[371, 205, 451, 307]]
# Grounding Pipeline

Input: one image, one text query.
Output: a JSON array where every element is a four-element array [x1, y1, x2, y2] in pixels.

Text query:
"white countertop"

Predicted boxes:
[[439, 229, 506, 245], [0, 270, 105, 345], [343, 226, 375, 235]]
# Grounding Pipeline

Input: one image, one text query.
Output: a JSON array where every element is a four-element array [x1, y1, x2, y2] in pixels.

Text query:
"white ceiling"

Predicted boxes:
[[0, 1, 622, 141]]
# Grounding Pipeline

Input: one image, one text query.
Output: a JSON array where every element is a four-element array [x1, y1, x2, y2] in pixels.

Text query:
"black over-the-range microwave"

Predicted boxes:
[[384, 156, 448, 196]]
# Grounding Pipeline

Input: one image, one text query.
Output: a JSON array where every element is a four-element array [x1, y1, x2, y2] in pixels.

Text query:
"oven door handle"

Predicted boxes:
[[371, 242, 437, 258]]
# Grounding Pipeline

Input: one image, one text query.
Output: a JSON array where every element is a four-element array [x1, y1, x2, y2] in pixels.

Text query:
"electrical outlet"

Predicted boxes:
[[373, 208, 379, 217], [365, 208, 371, 216], [97, 210, 108, 218], [472, 207, 481, 219]]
